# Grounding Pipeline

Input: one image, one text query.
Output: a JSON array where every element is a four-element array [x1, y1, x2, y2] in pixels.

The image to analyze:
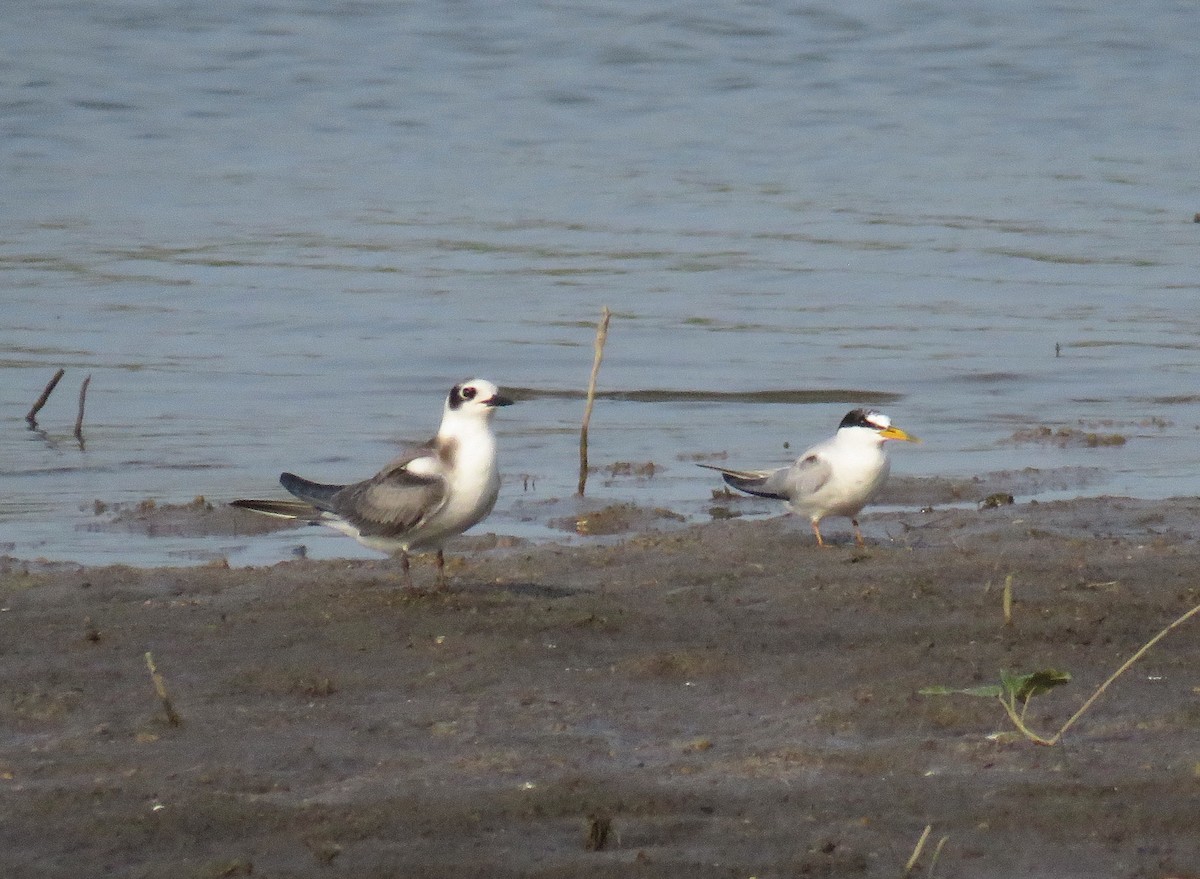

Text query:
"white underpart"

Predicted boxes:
[[789, 425, 890, 523]]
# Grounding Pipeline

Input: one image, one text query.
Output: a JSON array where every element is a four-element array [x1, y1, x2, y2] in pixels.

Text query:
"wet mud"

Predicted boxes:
[[2, 496, 1199, 877]]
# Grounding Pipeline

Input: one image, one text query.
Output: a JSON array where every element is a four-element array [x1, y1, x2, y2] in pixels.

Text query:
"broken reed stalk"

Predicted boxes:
[[902, 824, 932, 875], [1044, 598, 1200, 745], [577, 306, 612, 496], [144, 651, 183, 727], [74, 374, 92, 444], [1002, 574, 1013, 626], [25, 368, 66, 426], [927, 834, 950, 877]]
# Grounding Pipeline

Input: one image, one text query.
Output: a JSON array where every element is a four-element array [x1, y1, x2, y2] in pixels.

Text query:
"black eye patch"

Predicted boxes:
[[461, 386, 477, 400]]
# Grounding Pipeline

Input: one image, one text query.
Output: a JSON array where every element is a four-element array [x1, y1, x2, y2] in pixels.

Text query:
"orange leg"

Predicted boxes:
[[851, 518, 865, 547], [810, 519, 826, 547]]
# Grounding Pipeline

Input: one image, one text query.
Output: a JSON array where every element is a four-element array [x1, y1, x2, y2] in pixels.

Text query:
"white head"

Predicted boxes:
[[443, 378, 514, 424]]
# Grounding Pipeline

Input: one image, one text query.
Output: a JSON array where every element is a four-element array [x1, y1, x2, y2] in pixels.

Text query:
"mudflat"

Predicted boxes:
[[2, 496, 1198, 878]]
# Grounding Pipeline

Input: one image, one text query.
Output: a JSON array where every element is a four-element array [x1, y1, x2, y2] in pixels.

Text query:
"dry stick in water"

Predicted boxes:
[[25, 368, 65, 426], [74, 374, 92, 445], [144, 651, 183, 727], [577, 306, 612, 496]]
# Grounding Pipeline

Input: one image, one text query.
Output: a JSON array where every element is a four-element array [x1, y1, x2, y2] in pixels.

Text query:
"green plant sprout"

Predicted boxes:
[[921, 599, 1200, 746], [921, 669, 1070, 745]]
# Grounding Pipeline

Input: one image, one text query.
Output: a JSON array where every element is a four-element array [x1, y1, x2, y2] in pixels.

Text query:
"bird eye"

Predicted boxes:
[[461, 386, 477, 400]]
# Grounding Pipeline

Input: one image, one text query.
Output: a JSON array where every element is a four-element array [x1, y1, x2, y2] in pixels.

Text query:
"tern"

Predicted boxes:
[[231, 378, 513, 589], [700, 408, 919, 547]]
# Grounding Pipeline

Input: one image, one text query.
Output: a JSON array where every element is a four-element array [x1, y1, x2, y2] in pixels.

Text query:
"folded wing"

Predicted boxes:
[[781, 454, 832, 502], [329, 457, 448, 538]]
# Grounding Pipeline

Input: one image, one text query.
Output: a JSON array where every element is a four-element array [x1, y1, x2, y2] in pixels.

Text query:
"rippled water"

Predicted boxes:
[[3, 1, 1199, 565]]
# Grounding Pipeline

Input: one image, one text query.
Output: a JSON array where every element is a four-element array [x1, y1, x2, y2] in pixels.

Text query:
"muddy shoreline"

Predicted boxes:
[[2, 496, 1199, 877]]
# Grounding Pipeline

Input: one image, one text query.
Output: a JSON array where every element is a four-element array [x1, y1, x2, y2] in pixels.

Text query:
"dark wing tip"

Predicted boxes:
[[280, 472, 344, 511]]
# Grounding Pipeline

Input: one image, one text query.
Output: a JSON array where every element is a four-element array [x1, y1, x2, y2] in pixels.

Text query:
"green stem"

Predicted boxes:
[[998, 694, 1054, 746]]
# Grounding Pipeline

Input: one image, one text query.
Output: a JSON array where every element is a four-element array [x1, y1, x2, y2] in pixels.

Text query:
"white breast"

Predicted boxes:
[[410, 423, 500, 548]]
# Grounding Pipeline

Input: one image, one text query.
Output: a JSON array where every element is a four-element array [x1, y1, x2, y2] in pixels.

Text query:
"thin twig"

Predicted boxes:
[[995, 599, 1200, 746], [74, 374, 92, 447], [1002, 574, 1013, 626], [25, 368, 65, 426], [144, 651, 183, 727], [577, 306, 612, 496], [1047, 599, 1200, 745]]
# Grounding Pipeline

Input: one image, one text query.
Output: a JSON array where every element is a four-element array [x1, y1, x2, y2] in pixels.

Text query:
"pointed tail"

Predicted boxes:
[[228, 497, 321, 521], [697, 463, 788, 500], [229, 471, 346, 520]]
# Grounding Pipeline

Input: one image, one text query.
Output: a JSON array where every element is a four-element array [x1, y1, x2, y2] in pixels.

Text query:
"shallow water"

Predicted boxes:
[[3, 1, 1199, 565]]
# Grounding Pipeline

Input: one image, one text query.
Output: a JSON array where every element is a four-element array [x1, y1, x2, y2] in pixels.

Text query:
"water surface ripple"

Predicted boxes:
[[3, 1, 1198, 564]]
